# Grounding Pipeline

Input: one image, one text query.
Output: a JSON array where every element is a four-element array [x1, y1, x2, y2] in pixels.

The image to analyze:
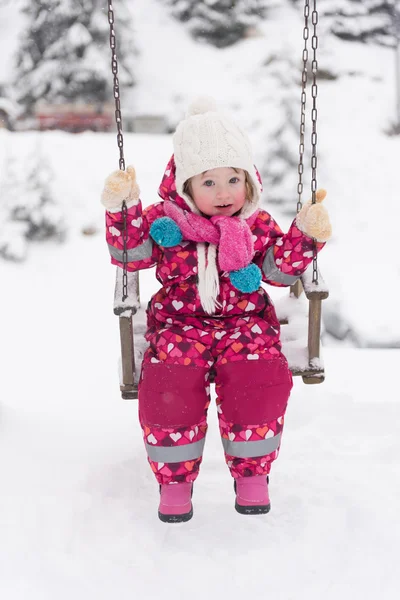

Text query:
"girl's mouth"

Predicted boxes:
[[216, 204, 232, 209]]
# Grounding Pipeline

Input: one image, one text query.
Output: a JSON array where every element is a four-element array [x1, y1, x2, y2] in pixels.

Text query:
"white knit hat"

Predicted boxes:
[[173, 97, 262, 219]]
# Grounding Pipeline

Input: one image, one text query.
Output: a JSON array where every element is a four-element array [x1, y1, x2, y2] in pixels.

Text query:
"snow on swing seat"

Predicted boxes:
[[114, 267, 329, 399], [276, 290, 322, 374]]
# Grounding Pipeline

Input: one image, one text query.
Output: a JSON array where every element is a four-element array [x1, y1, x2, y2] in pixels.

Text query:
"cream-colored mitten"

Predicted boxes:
[[101, 165, 140, 212], [296, 189, 332, 242]]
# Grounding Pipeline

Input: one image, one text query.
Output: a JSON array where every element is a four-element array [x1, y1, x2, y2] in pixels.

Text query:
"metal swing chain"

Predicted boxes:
[[297, 0, 319, 285], [297, 0, 309, 215], [310, 0, 319, 285], [108, 0, 128, 301]]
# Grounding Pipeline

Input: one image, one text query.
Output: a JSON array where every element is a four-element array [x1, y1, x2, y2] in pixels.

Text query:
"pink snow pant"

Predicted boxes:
[[138, 314, 293, 484]]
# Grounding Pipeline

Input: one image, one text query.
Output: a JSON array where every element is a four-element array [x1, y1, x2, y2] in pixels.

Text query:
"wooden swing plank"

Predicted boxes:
[[300, 268, 329, 300], [287, 270, 329, 384], [119, 315, 136, 396], [308, 296, 322, 363], [113, 268, 140, 316]]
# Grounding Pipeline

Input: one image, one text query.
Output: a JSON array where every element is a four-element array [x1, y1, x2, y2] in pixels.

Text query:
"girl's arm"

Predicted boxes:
[[253, 213, 325, 288], [102, 166, 163, 271], [254, 189, 331, 287]]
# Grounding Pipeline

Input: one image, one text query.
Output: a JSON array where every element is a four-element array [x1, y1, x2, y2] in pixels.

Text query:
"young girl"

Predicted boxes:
[[101, 98, 331, 523]]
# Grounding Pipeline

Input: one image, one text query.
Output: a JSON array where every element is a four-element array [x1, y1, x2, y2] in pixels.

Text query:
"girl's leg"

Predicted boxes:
[[138, 326, 213, 485], [213, 315, 293, 479]]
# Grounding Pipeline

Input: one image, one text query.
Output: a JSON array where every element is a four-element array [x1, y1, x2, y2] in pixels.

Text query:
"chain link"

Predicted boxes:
[[108, 0, 127, 301]]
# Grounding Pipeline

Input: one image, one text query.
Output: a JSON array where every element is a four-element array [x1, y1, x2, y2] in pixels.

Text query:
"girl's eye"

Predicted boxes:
[[204, 180, 214, 187], [229, 177, 240, 184]]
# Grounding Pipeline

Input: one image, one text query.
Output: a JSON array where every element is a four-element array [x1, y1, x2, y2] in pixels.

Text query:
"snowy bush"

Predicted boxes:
[[289, 0, 397, 47], [161, 0, 273, 48], [0, 147, 66, 262], [13, 0, 136, 115]]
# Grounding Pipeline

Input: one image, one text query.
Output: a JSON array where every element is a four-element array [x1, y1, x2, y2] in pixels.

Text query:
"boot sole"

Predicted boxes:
[[235, 501, 271, 515], [158, 506, 193, 523]]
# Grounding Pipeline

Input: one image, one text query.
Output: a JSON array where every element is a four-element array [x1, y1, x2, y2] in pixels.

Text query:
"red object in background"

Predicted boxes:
[[36, 110, 113, 133]]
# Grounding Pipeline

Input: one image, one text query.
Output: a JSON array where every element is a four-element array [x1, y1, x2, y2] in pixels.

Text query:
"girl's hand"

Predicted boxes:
[[101, 165, 140, 212], [296, 189, 332, 242]]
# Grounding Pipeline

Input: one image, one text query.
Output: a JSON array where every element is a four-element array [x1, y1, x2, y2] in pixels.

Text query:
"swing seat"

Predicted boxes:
[[113, 268, 329, 400]]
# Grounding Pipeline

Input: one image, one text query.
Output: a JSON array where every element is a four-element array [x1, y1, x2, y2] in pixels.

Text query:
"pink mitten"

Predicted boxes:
[[296, 189, 332, 242], [101, 165, 140, 212]]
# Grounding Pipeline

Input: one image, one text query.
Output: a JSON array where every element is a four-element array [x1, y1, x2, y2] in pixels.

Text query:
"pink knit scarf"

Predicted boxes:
[[164, 201, 259, 271]]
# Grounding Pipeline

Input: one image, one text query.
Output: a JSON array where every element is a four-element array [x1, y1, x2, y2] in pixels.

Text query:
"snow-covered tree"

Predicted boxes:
[[14, 0, 136, 115], [0, 156, 28, 261], [0, 146, 66, 262], [243, 51, 311, 214], [290, 0, 397, 47], [162, 0, 272, 48], [260, 108, 302, 212]]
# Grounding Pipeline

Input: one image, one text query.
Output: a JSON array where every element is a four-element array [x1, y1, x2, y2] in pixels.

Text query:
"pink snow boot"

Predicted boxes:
[[234, 475, 271, 515], [158, 482, 193, 523]]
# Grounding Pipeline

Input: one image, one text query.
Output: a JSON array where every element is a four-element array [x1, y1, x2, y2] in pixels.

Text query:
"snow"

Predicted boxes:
[[1, 233, 400, 599], [1, 1, 400, 597]]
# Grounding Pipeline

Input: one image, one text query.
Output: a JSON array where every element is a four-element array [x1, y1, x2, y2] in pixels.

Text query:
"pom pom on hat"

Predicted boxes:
[[150, 217, 183, 247], [186, 96, 218, 117], [229, 263, 262, 293]]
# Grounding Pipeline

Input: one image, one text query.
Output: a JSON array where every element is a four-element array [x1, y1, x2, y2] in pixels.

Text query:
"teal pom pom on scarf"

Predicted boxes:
[[150, 217, 183, 247], [229, 263, 262, 293]]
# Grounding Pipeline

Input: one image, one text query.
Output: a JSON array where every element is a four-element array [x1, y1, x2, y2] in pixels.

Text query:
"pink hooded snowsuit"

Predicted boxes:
[[106, 156, 324, 484]]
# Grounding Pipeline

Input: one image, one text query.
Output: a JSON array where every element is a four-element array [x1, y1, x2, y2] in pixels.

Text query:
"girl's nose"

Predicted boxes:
[[216, 186, 230, 200]]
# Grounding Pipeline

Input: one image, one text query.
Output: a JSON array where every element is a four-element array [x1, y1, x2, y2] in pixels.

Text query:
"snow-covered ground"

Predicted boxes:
[[1, 230, 400, 599]]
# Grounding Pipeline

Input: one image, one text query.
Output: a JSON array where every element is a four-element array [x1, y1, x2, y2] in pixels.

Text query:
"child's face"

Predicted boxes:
[[188, 167, 247, 217]]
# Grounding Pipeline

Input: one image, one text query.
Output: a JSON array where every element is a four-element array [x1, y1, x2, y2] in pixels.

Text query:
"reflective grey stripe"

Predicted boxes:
[[262, 246, 299, 285], [108, 237, 153, 262], [145, 438, 206, 462], [222, 432, 282, 458]]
